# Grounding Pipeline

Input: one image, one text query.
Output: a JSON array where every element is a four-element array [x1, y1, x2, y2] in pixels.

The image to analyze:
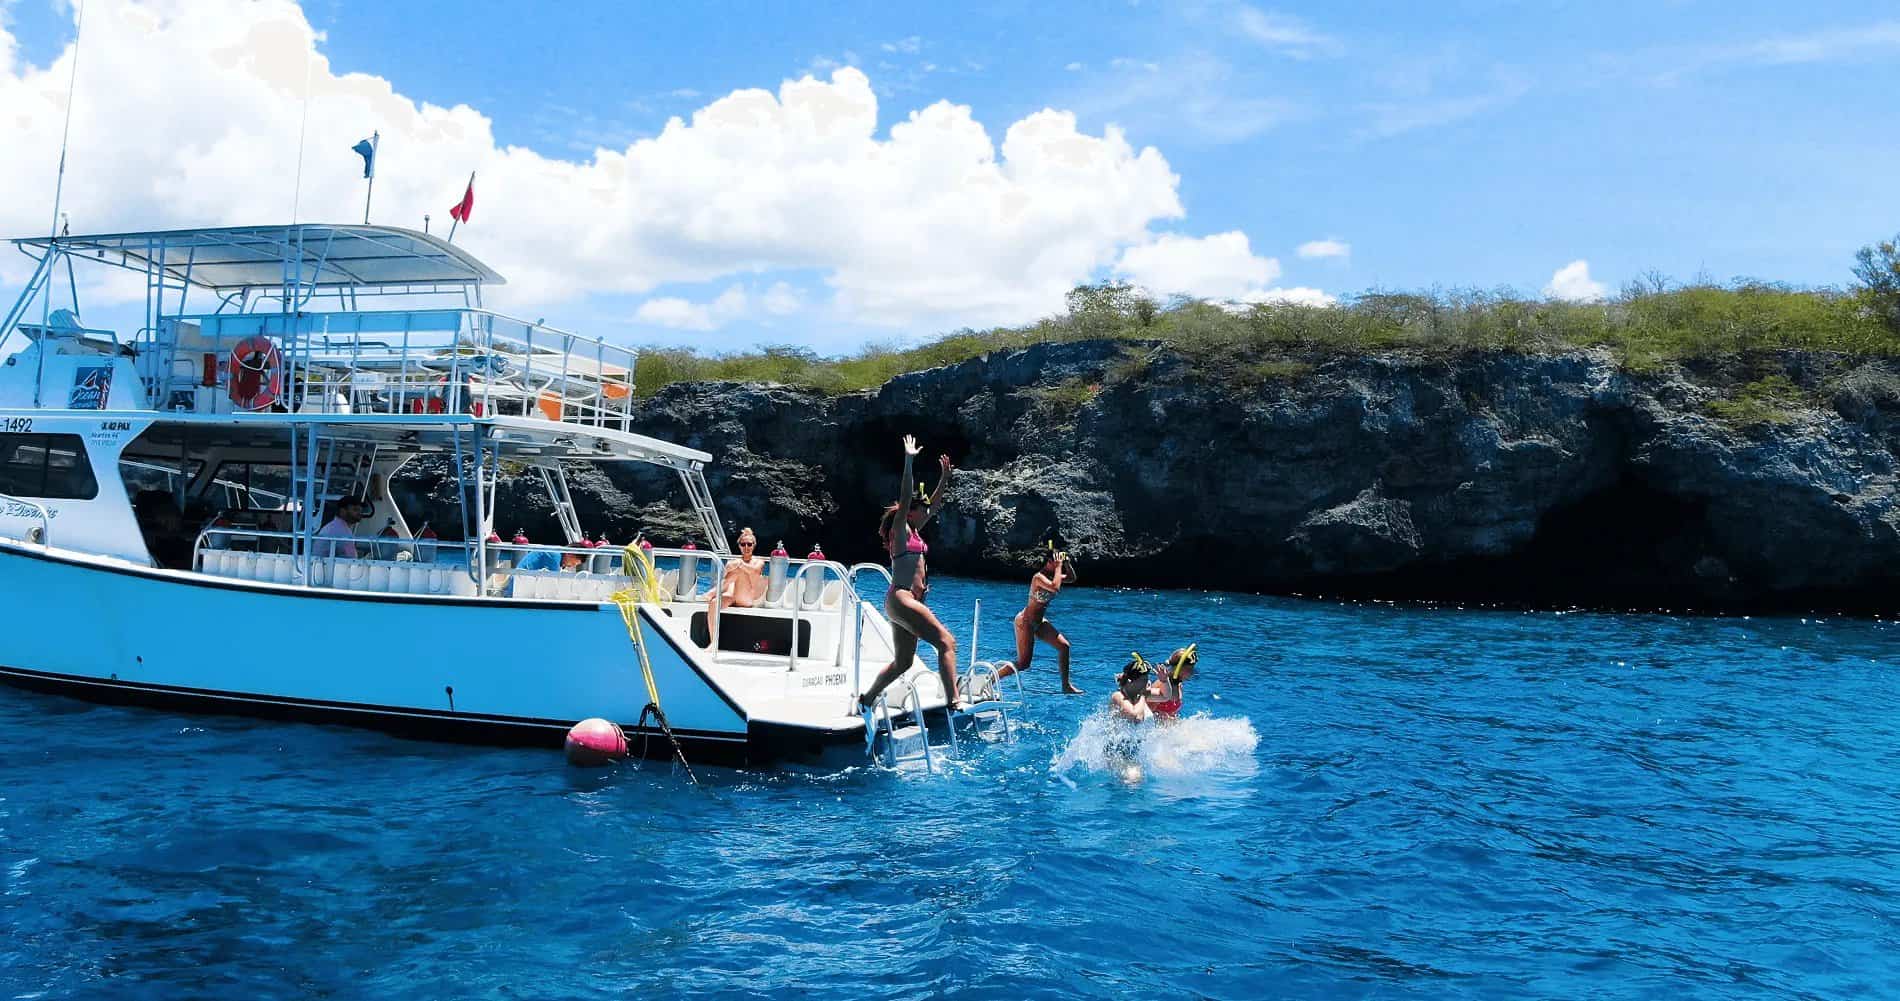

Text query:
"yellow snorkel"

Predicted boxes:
[[1168, 643, 1198, 681]]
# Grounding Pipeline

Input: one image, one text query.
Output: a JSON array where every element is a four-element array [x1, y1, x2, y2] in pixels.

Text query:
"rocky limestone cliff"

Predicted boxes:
[[394, 341, 1900, 613]]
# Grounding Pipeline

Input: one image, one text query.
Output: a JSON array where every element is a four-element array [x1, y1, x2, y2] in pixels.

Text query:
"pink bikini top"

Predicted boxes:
[[905, 530, 928, 554]]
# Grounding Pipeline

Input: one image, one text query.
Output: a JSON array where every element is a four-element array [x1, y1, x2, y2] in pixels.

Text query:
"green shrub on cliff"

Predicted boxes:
[[1015, 376, 1101, 418], [631, 278, 1896, 396], [1705, 374, 1808, 428], [1853, 234, 1900, 330]]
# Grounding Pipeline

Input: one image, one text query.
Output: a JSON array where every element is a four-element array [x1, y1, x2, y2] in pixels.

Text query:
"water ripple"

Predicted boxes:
[[3, 580, 1898, 998]]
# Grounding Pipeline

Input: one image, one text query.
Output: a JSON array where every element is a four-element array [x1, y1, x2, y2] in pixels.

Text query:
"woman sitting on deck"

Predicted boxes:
[[707, 527, 768, 646], [858, 435, 961, 712]]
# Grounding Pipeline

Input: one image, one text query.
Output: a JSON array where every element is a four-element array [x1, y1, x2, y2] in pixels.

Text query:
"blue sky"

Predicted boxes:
[[1, 1, 1895, 353]]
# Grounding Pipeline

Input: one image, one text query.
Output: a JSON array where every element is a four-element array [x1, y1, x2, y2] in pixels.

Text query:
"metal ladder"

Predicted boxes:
[[856, 594, 1018, 768], [677, 467, 729, 553], [867, 672, 961, 772], [537, 464, 584, 543]]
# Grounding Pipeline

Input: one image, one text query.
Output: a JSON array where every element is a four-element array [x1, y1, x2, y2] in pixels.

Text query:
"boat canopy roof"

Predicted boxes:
[[111, 413, 710, 469], [14, 224, 504, 291]]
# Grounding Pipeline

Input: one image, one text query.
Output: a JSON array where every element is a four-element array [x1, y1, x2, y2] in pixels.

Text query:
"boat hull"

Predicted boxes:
[[0, 541, 830, 767]]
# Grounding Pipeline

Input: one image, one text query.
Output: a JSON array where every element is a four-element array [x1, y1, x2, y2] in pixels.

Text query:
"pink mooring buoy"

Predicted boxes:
[[564, 717, 629, 766]]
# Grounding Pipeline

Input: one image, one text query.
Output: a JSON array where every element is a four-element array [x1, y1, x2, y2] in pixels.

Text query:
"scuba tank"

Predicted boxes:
[[803, 543, 827, 605], [766, 541, 790, 603], [678, 542, 700, 599], [416, 521, 438, 562], [377, 517, 400, 561], [506, 528, 529, 570], [591, 532, 613, 574]]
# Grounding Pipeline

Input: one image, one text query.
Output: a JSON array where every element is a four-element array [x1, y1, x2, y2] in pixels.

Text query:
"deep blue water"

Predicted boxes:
[[4, 577, 1900, 999]]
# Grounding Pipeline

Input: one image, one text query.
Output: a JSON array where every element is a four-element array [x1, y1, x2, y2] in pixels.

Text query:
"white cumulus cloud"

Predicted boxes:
[[0, 0, 1194, 335], [1296, 238, 1349, 260], [760, 281, 802, 316], [635, 285, 750, 331], [1118, 231, 1281, 301], [1237, 286, 1335, 307], [1116, 230, 1335, 307], [1544, 259, 1608, 302]]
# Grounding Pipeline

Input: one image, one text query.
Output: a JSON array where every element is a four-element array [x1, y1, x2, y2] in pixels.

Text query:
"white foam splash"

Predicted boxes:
[[1052, 710, 1259, 780]]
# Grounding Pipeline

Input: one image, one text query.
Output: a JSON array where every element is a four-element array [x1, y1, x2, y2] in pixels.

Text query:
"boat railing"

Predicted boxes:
[[0, 492, 51, 547], [787, 560, 851, 672], [701, 555, 856, 666], [193, 527, 636, 598], [187, 530, 858, 616], [846, 563, 898, 698], [143, 307, 638, 430]]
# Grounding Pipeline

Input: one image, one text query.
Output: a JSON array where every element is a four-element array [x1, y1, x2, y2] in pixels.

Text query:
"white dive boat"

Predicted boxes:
[[0, 224, 999, 767]]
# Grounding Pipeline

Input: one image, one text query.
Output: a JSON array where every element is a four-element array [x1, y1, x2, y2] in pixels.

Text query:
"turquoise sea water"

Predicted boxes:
[[4, 576, 1898, 999]]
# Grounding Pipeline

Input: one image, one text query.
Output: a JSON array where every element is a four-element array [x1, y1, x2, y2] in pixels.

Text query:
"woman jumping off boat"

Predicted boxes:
[[996, 542, 1081, 693], [858, 435, 961, 711]]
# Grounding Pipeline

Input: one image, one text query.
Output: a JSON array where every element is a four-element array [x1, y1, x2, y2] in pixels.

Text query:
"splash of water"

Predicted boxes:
[[1052, 710, 1259, 779]]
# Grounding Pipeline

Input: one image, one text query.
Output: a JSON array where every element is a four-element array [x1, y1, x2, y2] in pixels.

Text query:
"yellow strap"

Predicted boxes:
[[610, 587, 664, 708], [611, 544, 667, 709], [623, 541, 663, 605]]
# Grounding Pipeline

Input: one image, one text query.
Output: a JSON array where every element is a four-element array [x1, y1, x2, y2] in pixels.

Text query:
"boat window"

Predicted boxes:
[[211, 462, 292, 510], [120, 458, 206, 498], [0, 433, 99, 500]]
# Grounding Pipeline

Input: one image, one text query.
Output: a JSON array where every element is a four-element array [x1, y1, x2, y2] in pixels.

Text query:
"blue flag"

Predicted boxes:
[[352, 134, 377, 179]]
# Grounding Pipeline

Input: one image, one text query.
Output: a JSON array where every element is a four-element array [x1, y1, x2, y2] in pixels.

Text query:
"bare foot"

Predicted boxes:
[[1062, 681, 1084, 695]]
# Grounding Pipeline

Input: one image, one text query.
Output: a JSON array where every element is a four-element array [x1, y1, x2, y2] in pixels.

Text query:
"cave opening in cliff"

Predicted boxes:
[[836, 415, 976, 562], [1316, 476, 1722, 611]]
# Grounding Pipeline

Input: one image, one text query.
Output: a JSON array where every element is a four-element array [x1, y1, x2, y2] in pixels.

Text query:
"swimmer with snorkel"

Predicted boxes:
[[1110, 646, 1199, 723]]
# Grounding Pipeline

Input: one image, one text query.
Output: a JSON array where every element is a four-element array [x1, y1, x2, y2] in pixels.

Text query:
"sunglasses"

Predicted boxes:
[[739, 540, 755, 547]]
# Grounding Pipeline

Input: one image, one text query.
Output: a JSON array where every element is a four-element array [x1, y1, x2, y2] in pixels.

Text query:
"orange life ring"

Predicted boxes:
[[228, 336, 283, 411]]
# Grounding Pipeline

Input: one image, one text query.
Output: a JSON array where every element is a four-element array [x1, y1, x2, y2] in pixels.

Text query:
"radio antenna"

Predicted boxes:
[[36, 0, 86, 408], [290, 38, 313, 224], [47, 0, 86, 244]]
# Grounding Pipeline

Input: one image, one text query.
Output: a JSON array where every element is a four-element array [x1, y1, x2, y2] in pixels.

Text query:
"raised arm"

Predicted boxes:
[[1060, 552, 1077, 585], [892, 435, 920, 557], [1149, 669, 1176, 705], [922, 453, 952, 526]]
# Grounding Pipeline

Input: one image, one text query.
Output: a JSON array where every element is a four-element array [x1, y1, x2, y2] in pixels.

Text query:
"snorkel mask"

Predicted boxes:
[[1119, 652, 1154, 699]]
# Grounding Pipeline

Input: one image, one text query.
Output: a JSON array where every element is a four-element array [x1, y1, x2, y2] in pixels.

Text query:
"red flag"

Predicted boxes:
[[449, 178, 475, 224]]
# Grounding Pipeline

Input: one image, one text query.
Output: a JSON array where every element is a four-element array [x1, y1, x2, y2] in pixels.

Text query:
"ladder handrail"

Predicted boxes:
[[876, 683, 933, 773]]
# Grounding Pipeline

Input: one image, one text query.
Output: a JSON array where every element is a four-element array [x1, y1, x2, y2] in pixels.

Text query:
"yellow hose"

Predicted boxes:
[[613, 543, 665, 707]]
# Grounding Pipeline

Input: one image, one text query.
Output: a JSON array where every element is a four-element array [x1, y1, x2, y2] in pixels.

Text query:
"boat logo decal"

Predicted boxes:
[[68, 365, 112, 410]]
